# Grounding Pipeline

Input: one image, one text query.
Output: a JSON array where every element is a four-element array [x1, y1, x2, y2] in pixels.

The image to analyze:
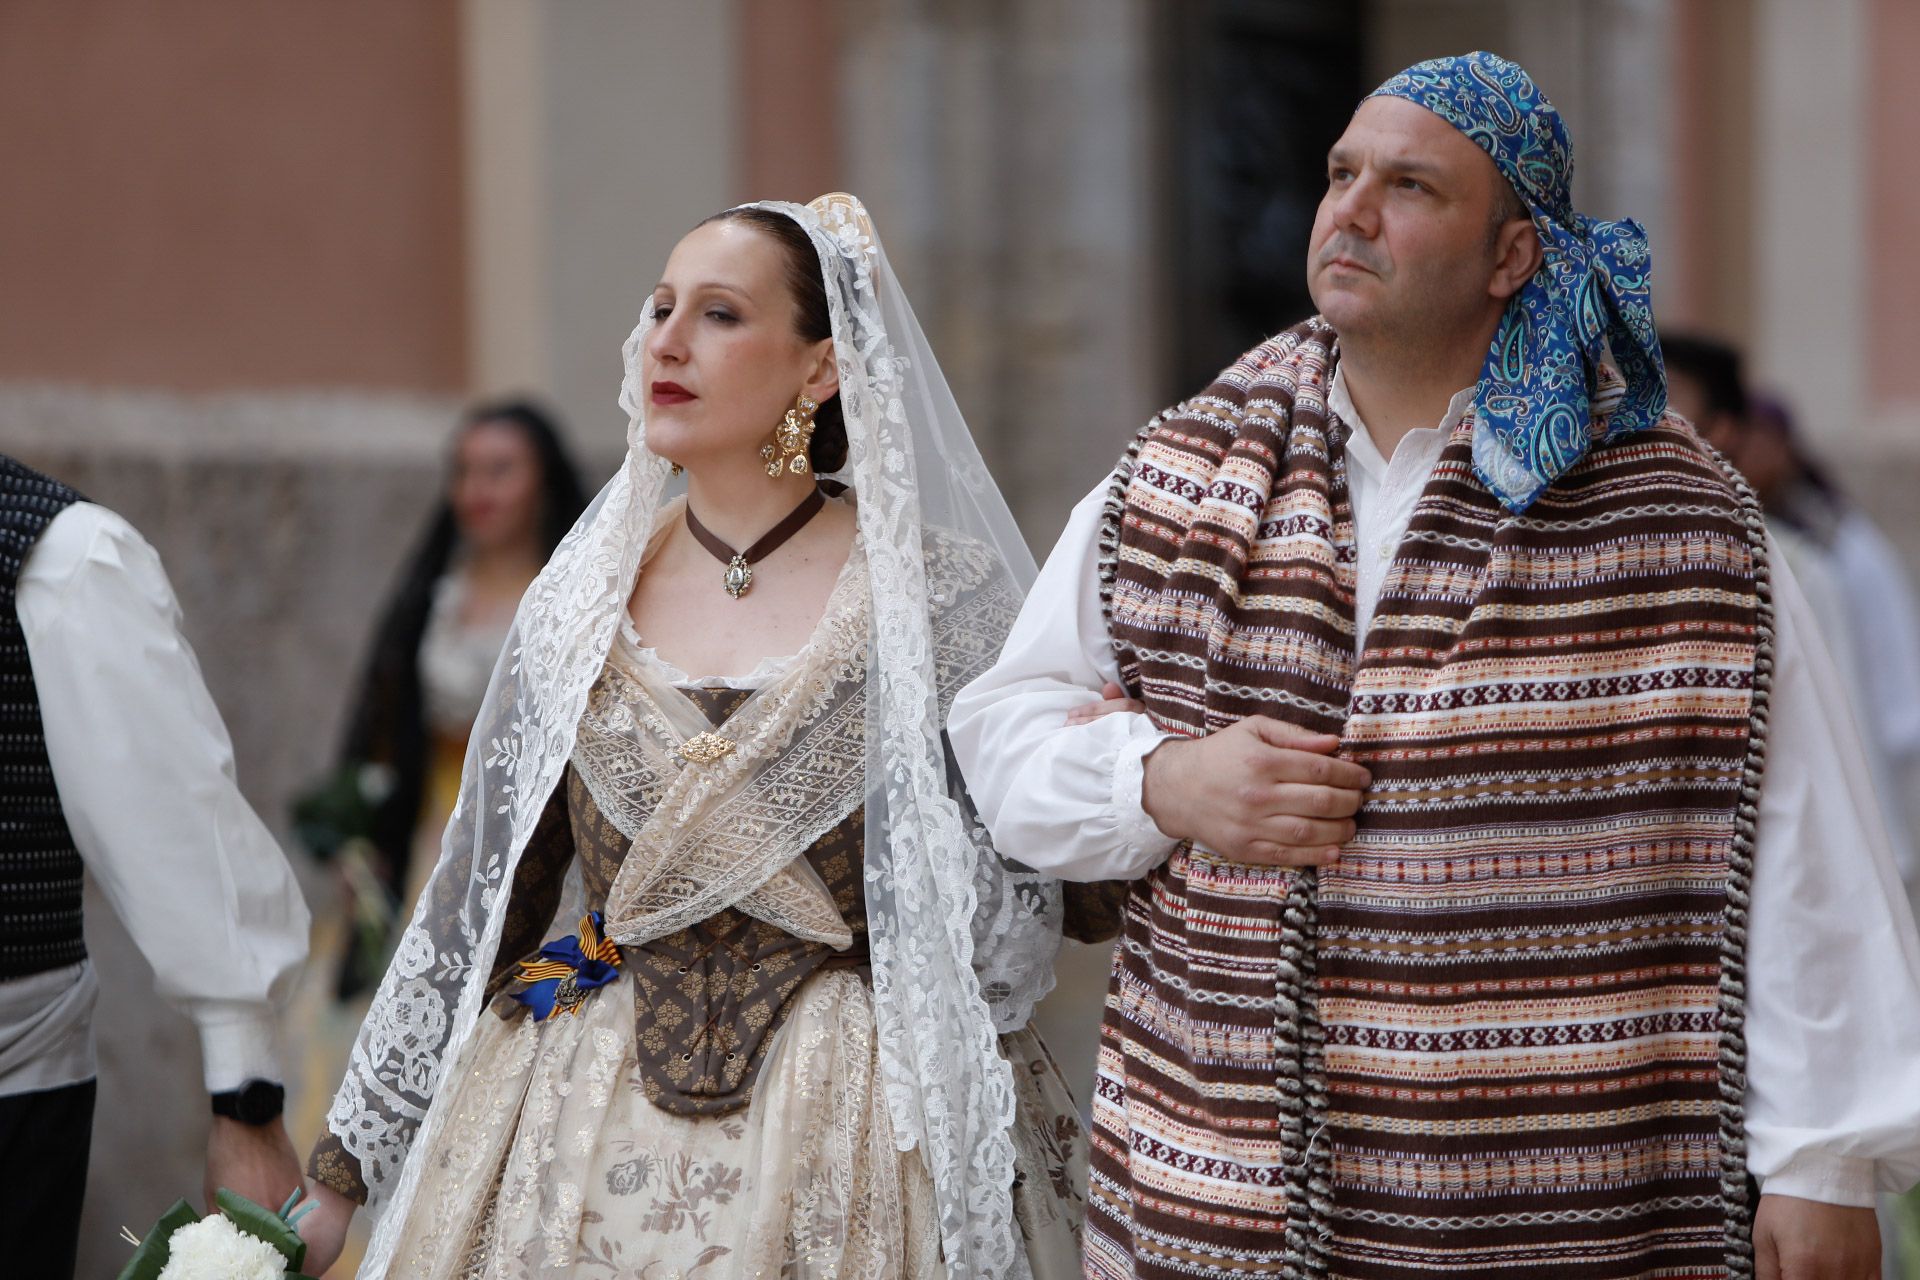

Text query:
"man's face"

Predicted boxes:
[[1308, 96, 1518, 344]]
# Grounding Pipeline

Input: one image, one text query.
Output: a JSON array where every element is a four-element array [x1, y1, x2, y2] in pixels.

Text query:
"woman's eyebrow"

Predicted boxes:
[[651, 281, 754, 302]]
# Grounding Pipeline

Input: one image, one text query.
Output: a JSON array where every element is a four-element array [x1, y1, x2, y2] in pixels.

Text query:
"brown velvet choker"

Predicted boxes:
[[684, 484, 826, 599]]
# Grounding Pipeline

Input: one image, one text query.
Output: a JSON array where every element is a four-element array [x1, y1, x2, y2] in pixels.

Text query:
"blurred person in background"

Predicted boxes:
[[0, 454, 310, 1277], [294, 195, 1097, 1279], [1665, 335, 1920, 891], [283, 400, 586, 1271], [1666, 336, 1920, 1279], [301, 399, 588, 1003]]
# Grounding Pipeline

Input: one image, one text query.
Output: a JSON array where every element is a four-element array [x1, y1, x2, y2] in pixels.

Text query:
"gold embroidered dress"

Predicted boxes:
[[313, 536, 1090, 1278]]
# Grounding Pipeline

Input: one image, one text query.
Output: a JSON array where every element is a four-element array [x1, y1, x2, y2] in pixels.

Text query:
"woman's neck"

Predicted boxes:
[[683, 458, 819, 550]]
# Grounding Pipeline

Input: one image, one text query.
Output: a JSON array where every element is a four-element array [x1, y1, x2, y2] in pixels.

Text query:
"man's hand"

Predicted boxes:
[[294, 1179, 357, 1277], [204, 1115, 301, 1212], [1755, 1194, 1879, 1280], [1065, 681, 1147, 726], [1142, 715, 1369, 866]]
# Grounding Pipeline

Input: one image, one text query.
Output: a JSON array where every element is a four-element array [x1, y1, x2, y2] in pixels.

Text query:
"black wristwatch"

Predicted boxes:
[[210, 1078, 285, 1126]]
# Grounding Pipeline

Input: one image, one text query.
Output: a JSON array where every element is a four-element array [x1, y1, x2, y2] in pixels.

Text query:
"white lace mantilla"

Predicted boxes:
[[328, 195, 1060, 1279]]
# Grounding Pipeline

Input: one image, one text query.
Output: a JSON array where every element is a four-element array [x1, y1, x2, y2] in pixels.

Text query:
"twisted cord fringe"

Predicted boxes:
[[1713, 447, 1771, 1277]]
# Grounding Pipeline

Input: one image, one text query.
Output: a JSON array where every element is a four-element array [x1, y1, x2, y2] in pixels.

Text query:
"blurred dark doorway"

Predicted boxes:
[[1161, 0, 1367, 393]]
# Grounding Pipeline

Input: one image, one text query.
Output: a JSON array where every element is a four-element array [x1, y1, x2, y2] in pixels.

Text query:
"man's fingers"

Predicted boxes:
[[1239, 720, 1372, 787], [1264, 782, 1364, 819], [1253, 747, 1372, 791], [1065, 697, 1147, 725], [1230, 780, 1361, 821], [1245, 715, 1342, 753], [1251, 813, 1355, 848]]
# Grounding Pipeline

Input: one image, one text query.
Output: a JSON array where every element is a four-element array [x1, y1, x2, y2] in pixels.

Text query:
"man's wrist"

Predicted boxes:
[[210, 1078, 286, 1126], [1140, 738, 1188, 841]]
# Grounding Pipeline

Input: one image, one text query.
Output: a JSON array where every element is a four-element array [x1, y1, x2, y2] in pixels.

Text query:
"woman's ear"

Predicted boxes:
[[802, 339, 839, 405]]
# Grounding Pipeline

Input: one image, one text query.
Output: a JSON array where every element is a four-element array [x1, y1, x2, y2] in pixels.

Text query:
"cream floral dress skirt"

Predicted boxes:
[[383, 964, 1086, 1279]]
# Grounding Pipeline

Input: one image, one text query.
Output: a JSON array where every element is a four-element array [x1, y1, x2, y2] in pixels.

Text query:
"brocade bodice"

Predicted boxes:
[[493, 685, 868, 1117]]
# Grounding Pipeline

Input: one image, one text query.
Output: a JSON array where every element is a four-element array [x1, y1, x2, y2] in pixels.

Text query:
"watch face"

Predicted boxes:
[[234, 1080, 285, 1125]]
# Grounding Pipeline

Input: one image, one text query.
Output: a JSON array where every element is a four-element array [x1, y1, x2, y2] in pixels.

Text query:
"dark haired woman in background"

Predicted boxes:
[[331, 400, 589, 996], [285, 401, 586, 1275]]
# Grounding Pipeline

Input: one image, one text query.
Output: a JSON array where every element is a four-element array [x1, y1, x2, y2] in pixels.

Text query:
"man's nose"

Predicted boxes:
[[1330, 175, 1380, 237]]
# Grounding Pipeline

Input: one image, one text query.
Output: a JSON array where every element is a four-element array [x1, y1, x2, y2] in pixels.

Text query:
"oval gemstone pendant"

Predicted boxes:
[[723, 554, 753, 599]]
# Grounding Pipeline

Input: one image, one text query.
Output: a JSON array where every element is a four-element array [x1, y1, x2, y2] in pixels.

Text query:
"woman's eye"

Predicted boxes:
[[706, 310, 738, 324], [650, 305, 672, 321]]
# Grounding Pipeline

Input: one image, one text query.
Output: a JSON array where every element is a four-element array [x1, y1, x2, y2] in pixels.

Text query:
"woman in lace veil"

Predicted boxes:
[[294, 194, 1093, 1279]]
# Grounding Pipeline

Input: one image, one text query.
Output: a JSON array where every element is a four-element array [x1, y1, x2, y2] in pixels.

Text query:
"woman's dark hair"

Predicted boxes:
[[326, 399, 588, 996], [697, 207, 849, 473]]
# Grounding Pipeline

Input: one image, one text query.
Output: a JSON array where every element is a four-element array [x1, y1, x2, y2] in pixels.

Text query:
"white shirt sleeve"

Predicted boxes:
[[948, 482, 1180, 882], [16, 503, 311, 1092], [1741, 532, 1920, 1205]]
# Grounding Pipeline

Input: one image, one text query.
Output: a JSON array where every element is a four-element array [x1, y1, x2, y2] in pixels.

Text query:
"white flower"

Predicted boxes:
[[155, 1212, 285, 1280]]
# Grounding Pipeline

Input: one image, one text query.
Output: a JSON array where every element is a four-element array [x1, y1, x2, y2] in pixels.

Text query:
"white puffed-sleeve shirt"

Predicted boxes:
[[0, 502, 310, 1096]]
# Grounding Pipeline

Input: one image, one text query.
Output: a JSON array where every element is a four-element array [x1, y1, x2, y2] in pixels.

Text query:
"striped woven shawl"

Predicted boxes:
[[1087, 318, 1771, 1279]]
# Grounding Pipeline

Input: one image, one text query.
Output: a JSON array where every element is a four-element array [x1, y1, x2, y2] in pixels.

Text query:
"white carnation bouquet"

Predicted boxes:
[[116, 1188, 317, 1280]]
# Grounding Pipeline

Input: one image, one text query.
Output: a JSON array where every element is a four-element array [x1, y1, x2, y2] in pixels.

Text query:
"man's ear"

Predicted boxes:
[[1489, 218, 1545, 302]]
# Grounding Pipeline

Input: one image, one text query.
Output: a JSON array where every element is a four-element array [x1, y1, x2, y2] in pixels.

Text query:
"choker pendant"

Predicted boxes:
[[685, 484, 827, 601], [723, 554, 753, 599]]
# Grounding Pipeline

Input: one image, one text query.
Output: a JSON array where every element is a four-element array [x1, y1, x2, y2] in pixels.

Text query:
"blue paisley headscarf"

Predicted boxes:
[[1369, 51, 1665, 513]]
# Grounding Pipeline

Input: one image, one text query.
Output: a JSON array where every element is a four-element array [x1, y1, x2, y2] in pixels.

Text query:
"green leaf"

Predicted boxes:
[[215, 1188, 308, 1271], [115, 1199, 200, 1280]]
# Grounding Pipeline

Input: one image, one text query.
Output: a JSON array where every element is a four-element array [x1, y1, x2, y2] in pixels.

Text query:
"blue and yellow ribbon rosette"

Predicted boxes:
[[510, 911, 623, 1020]]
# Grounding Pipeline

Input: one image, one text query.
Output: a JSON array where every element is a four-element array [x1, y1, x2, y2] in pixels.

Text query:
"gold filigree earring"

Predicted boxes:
[[762, 394, 818, 478]]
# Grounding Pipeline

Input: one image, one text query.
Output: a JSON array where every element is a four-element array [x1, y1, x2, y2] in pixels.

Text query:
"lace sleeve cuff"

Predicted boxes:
[[307, 1131, 369, 1205]]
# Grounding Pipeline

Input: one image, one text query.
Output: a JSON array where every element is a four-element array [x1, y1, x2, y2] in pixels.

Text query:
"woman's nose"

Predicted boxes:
[[646, 316, 685, 363]]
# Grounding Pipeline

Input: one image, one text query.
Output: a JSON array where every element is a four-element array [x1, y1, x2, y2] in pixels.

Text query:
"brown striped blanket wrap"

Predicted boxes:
[[1086, 318, 1772, 1279]]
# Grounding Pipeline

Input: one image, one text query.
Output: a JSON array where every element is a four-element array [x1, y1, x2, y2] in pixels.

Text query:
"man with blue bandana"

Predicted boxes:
[[953, 52, 1920, 1279]]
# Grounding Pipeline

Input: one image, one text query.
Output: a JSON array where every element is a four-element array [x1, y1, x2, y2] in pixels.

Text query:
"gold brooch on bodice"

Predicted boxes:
[[676, 732, 738, 765]]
